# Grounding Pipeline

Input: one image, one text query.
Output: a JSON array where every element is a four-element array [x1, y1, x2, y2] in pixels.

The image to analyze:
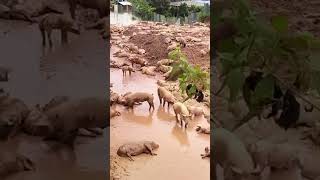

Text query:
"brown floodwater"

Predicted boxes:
[[110, 48, 210, 180], [0, 19, 108, 179]]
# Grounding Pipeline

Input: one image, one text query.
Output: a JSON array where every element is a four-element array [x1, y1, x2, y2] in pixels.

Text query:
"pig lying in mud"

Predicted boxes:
[[110, 108, 121, 118], [196, 126, 210, 134], [157, 87, 176, 108], [173, 102, 192, 128], [117, 141, 159, 161], [121, 65, 135, 76], [141, 66, 156, 76], [119, 92, 155, 111], [110, 91, 120, 106], [39, 13, 80, 47], [212, 128, 257, 180], [187, 106, 205, 117], [201, 146, 210, 158], [0, 95, 29, 140], [156, 59, 174, 67], [157, 65, 172, 73], [43, 97, 108, 146], [0, 151, 35, 178]]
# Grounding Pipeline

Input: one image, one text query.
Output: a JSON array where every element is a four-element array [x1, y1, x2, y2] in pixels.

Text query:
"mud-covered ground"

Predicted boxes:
[[0, 5, 108, 180], [110, 22, 210, 180]]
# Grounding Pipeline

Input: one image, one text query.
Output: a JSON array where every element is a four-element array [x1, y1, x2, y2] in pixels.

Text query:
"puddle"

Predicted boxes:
[[110, 48, 210, 180], [0, 19, 107, 179]]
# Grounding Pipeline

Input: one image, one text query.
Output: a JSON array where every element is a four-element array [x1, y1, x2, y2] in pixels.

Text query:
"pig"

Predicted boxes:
[[39, 13, 80, 47], [212, 128, 257, 180], [141, 66, 156, 76], [173, 102, 192, 128], [121, 92, 154, 111], [157, 65, 172, 73], [121, 65, 135, 76], [0, 96, 29, 140], [129, 56, 147, 67], [201, 146, 210, 158], [110, 108, 121, 118], [187, 106, 205, 118], [110, 91, 119, 106], [117, 141, 159, 161], [23, 106, 53, 136], [157, 87, 176, 108], [196, 126, 210, 134], [0, 151, 35, 177], [156, 59, 174, 66], [156, 80, 169, 87], [43, 97, 108, 146], [167, 43, 178, 51], [176, 37, 187, 47], [41, 96, 69, 112]]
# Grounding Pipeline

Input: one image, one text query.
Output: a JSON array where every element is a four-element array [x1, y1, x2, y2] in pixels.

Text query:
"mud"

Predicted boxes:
[[110, 45, 210, 179], [0, 18, 107, 179]]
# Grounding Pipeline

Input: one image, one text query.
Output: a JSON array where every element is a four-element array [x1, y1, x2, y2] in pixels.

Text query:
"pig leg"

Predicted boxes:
[[47, 29, 53, 48], [126, 153, 134, 161], [40, 28, 46, 46]]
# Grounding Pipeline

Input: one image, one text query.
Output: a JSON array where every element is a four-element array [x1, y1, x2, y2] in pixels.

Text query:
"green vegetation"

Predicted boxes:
[[130, 0, 155, 20], [167, 47, 210, 98], [214, 0, 320, 108]]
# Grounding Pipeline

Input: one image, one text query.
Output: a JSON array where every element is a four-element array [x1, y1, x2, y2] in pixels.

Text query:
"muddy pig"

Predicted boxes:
[[110, 108, 121, 118], [23, 106, 53, 136], [173, 102, 192, 128], [122, 65, 135, 76], [43, 97, 108, 146], [129, 56, 147, 67], [201, 146, 210, 158], [187, 106, 205, 118], [156, 59, 174, 67], [121, 92, 154, 111], [196, 126, 210, 134], [141, 66, 156, 76], [0, 151, 35, 178], [157, 65, 172, 73], [0, 96, 29, 140], [39, 13, 80, 47], [117, 141, 159, 161], [157, 87, 176, 108]]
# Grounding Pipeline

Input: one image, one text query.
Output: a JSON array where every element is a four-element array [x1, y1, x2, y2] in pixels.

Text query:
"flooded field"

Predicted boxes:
[[0, 19, 107, 179], [110, 20, 210, 179]]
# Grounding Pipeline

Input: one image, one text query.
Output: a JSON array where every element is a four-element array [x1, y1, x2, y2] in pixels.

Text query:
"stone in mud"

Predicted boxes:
[[0, 95, 29, 140], [43, 97, 108, 145], [117, 141, 159, 161], [0, 151, 35, 178], [23, 106, 53, 136]]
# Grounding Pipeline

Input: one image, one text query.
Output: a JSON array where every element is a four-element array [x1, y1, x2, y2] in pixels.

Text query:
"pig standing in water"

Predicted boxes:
[[173, 102, 192, 128], [121, 92, 155, 111], [43, 97, 108, 146], [117, 141, 159, 161], [157, 87, 176, 108]]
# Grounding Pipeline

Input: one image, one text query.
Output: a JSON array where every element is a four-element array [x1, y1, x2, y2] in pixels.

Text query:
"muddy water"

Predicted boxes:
[[110, 51, 210, 179], [0, 20, 107, 179]]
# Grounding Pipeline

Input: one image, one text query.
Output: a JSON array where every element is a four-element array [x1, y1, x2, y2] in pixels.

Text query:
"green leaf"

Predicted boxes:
[[271, 15, 288, 33], [251, 75, 275, 106], [226, 68, 245, 102]]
